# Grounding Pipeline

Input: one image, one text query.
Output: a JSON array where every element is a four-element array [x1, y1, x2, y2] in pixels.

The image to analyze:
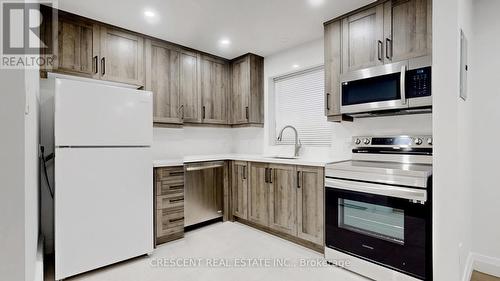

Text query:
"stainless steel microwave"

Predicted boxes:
[[340, 57, 432, 117]]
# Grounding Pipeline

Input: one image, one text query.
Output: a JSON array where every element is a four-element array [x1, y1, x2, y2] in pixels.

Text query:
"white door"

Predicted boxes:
[[54, 147, 153, 280], [54, 78, 152, 146]]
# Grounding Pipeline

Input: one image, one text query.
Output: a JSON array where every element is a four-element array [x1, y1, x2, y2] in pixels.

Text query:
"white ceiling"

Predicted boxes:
[[58, 0, 374, 59]]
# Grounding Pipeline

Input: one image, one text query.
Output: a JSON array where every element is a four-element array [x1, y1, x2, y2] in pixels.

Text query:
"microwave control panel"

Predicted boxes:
[[406, 66, 431, 98]]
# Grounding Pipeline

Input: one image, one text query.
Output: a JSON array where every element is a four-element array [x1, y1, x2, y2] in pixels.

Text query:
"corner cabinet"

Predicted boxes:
[[231, 54, 264, 125], [323, 0, 432, 121], [99, 26, 145, 87]]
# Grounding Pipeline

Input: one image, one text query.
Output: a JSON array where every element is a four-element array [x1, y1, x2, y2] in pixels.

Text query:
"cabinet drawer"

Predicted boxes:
[[156, 181, 184, 196], [156, 209, 184, 237], [155, 167, 184, 181], [157, 193, 184, 210]]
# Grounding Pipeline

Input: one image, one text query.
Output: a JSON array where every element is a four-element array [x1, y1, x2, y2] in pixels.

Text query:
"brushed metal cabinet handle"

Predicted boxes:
[[101, 57, 106, 76], [93, 56, 98, 74], [385, 38, 392, 60], [377, 40, 383, 61]]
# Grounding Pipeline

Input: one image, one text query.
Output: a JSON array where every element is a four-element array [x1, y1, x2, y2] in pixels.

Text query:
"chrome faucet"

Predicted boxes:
[[277, 125, 302, 157]]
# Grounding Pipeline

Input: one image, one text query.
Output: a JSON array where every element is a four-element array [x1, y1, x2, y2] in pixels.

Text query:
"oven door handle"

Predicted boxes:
[[325, 178, 427, 203]]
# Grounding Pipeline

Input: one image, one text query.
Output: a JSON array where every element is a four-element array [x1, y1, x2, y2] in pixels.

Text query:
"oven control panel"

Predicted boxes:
[[353, 135, 433, 148]]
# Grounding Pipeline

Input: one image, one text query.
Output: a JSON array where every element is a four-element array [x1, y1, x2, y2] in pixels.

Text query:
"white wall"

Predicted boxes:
[[432, 0, 474, 280], [0, 68, 40, 281], [466, 0, 500, 276]]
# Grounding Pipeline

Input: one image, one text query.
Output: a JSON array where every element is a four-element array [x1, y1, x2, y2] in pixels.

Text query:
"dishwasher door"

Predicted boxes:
[[184, 161, 225, 227]]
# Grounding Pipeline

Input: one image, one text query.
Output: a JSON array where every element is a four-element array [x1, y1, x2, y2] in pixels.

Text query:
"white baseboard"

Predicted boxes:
[[462, 252, 500, 281], [34, 237, 44, 281]]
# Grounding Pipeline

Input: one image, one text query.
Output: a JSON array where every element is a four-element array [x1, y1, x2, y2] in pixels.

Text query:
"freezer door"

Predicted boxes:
[[54, 78, 152, 146], [54, 147, 153, 280]]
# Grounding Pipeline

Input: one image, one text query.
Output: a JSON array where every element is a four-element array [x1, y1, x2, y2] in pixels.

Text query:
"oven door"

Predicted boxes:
[[340, 61, 409, 114], [325, 178, 430, 280]]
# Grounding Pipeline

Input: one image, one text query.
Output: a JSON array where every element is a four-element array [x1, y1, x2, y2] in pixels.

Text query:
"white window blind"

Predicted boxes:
[[273, 67, 330, 146]]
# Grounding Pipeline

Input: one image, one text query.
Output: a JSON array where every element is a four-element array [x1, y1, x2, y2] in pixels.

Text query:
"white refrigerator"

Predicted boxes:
[[50, 77, 153, 280]]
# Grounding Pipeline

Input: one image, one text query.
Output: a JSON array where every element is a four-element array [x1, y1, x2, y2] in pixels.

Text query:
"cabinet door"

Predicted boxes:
[[232, 57, 250, 124], [384, 0, 432, 63], [100, 26, 145, 86], [146, 40, 182, 124], [268, 164, 297, 236], [180, 52, 201, 123], [296, 166, 324, 245], [248, 162, 269, 226], [201, 56, 229, 124], [324, 20, 342, 118], [54, 16, 99, 77], [342, 4, 384, 73], [231, 161, 248, 219]]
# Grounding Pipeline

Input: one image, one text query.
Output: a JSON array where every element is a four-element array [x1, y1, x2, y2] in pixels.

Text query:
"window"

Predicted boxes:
[[273, 66, 330, 146]]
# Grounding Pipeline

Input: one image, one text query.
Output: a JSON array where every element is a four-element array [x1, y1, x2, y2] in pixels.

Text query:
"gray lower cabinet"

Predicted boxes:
[[232, 161, 248, 219], [239, 162, 324, 247], [296, 166, 324, 245], [154, 166, 185, 245], [248, 162, 270, 226], [268, 164, 297, 236]]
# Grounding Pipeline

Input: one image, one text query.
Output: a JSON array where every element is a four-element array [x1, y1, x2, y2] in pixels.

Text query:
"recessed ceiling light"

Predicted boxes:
[[292, 64, 300, 68], [144, 10, 155, 18], [308, 0, 325, 7], [219, 38, 231, 46]]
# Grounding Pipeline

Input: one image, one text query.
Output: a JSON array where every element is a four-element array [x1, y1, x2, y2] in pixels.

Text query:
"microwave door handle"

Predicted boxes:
[[400, 65, 407, 105]]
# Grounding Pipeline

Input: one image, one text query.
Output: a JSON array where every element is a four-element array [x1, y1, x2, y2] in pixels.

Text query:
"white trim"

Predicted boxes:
[[462, 252, 500, 281]]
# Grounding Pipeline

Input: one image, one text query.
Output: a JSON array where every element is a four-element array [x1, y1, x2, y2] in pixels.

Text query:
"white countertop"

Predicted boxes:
[[153, 154, 345, 168]]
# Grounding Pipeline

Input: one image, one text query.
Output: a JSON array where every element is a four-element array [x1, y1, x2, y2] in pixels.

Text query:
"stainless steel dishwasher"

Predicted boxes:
[[184, 161, 224, 227]]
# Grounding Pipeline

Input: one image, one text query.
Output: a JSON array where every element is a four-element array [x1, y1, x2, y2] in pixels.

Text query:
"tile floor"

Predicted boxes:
[[50, 222, 368, 281]]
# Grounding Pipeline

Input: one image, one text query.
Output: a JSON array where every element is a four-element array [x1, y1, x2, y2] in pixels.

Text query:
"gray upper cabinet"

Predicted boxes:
[[53, 15, 100, 77], [99, 26, 145, 87], [341, 4, 385, 73], [200, 56, 230, 124], [145, 40, 183, 124], [231, 54, 264, 125], [324, 20, 343, 120], [383, 0, 432, 63], [180, 52, 201, 123]]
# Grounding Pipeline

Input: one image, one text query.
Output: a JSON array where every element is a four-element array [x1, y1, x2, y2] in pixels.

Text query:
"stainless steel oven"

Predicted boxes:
[[325, 135, 433, 281], [340, 57, 432, 116]]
